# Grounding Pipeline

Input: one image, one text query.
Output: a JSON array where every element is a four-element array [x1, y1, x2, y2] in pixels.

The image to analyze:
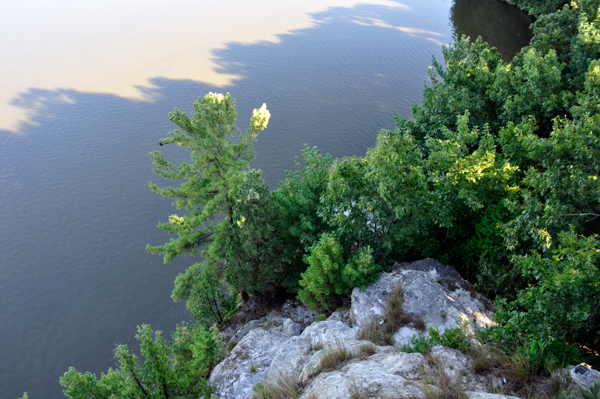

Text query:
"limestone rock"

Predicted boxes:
[[570, 364, 600, 391], [299, 351, 426, 399], [270, 298, 317, 328], [466, 393, 521, 399], [210, 318, 301, 399], [283, 318, 303, 337], [231, 316, 302, 343], [230, 319, 266, 343], [326, 308, 352, 326], [351, 258, 495, 346], [267, 320, 357, 385], [431, 346, 473, 379], [210, 259, 519, 399]]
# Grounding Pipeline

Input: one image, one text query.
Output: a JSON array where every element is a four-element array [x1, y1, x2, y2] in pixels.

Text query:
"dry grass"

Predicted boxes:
[[303, 388, 329, 399], [467, 343, 508, 374], [414, 315, 427, 332], [501, 354, 535, 395], [319, 338, 354, 372], [463, 343, 569, 399], [305, 340, 323, 354], [549, 369, 573, 399], [496, 355, 575, 399], [418, 356, 469, 399], [348, 375, 368, 399], [357, 283, 409, 346], [252, 368, 300, 399], [357, 342, 377, 359]]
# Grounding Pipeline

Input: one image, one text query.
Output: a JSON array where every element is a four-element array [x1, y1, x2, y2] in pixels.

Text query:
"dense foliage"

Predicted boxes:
[[297, 234, 380, 312], [280, 0, 598, 364], [506, 0, 569, 15]]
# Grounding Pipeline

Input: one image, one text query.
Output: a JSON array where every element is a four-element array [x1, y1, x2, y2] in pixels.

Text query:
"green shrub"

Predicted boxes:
[[341, 246, 381, 290], [61, 323, 217, 399], [428, 324, 470, 352], [297, 234, 346, 312], [175, 261, 238, 327], [274, 146, 333, 292], [298, 235, 382, 312], [401, 334, 433, 355], [493, 229, 599, 366]]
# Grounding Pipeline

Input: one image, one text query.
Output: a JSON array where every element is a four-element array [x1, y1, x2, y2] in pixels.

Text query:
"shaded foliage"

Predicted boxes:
[[223, 170, 286, 296]]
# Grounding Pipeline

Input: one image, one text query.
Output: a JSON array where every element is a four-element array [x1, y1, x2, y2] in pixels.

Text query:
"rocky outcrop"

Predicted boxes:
[[299, 349, 426, 399], [570, 364, 600, 392], [351, 258, 495, 346], [209, 319, 303, 398], [208, 259, 518, 399]]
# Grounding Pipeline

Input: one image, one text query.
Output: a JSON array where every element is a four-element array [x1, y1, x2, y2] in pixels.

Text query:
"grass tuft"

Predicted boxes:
[[252, 368, 300, 399], [348, 375, 368, 399], [414, 315, 427, 332], [357, 342, 377, 359], [357, 283, 408, 346], [304, 339, 324, 355], [319, 338, 354, 371], [418, 356, 469, 399], [467, 343, 507, 374]]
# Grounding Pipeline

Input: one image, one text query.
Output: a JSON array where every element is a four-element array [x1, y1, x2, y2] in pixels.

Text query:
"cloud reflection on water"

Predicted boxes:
[[0, 0, 408, 133]]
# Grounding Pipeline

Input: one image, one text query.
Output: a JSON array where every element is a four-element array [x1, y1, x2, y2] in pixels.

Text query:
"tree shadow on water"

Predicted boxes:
[[2, 2, 453, 185]]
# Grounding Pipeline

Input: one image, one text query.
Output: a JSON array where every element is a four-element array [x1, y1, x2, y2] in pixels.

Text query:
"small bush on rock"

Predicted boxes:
[[297, 234, 346, 312], [428, 323, 470, 351], [298, 234, 381, 312], [401, 333, 433, 355]]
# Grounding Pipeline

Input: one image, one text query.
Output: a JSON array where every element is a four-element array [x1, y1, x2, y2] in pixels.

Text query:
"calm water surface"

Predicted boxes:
[[0, 1, 532, 397]]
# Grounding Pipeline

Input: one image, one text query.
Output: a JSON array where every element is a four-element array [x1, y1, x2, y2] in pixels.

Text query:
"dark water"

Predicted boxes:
[[0, 1, 531, 398], [451, 0, 535, 60]]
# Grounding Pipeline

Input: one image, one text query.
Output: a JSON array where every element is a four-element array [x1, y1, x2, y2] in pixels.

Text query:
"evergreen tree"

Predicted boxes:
[[147, 92, 270, 310], [223, 170, 285, 296], [147, 92, 270, 262], [60, 324, 219, 399]]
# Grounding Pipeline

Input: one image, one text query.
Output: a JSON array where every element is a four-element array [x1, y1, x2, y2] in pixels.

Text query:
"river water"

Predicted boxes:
[[0, 1, 532, 397]]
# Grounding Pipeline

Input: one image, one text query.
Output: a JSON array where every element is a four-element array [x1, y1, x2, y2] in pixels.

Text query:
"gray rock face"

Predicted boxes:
[[326, 308, 352, 326], [270, 299, 317, 328], [351, 258, 494, 346], [268, 320, 357, 385], [209, 259, 520, 399], [466, 393, 520, 399], [230, 314, 303, 343], [283, 318, 303, 337], [209, 318, 302, 399], [299, 350, 427, 399], [570, 364, 600, 391]]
